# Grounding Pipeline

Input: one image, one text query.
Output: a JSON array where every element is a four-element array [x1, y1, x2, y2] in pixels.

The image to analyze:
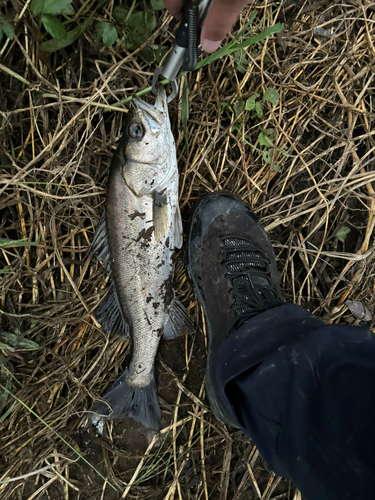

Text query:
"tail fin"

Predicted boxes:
[[89, 369, 161, 431]]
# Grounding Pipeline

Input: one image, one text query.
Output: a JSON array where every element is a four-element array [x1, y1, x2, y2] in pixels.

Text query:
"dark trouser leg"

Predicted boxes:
[[214, 304, 375, 500]]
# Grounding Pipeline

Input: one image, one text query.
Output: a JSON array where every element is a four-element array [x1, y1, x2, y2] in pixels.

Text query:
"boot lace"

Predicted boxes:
[[221, 236, 284, 331]]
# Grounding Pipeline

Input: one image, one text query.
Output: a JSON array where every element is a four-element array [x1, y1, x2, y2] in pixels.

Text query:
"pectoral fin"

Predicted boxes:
[[153, 191, 169, 243], [174, 205, 183, 249]]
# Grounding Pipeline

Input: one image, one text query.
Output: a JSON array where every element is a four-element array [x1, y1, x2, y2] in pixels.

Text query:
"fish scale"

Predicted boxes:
[[88, 85, 195, 430]]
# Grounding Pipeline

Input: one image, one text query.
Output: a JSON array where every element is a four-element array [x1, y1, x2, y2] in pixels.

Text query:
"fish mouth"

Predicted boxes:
[[133, 85, 168, 132], [153, 84, 167, 113]]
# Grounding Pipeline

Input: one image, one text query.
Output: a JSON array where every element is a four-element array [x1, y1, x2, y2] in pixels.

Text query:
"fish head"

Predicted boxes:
[[116, 85, 176, 194]]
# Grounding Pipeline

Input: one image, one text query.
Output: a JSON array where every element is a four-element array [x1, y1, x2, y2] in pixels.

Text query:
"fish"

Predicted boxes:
[[88, 85, 195, 431]]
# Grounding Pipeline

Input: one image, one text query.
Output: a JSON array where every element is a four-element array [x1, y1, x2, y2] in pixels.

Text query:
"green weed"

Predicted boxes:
[[109, 4, 166, 63], [29, 0, 166, 61], [336, 226, 351, 243], [31, 0, 105, 52], [222, 88, 292, 170], [0, 20, 14, 42], [196, 21, 283, 70], [0, 237, 40, 248]]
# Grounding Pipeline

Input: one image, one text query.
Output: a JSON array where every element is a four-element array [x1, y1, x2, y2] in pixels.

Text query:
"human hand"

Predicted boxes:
[[164, 0, 253, 53]]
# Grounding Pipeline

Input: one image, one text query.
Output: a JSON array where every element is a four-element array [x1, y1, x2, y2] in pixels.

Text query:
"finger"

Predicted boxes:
[[201, 0, 252, 52], [164, 0, 183, 20]]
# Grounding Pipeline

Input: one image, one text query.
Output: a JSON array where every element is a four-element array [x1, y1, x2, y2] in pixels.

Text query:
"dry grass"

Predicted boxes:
[[1, 0, 375, 498]]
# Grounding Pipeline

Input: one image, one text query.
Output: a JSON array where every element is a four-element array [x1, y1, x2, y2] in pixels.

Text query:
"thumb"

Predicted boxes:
[[201, 0, 253, 53], [164, 0, 183, 20]]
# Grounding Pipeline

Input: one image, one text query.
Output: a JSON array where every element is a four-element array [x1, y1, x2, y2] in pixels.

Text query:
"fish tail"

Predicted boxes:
[[88, 369, 161, 431]]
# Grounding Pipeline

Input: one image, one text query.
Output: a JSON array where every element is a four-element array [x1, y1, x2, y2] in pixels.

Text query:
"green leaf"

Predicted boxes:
[[152, 44, 169, 64], [104, 24, 118, 47], [263, 88, 279, 106], [336, 226, 351, 243], [221, 102, 229, 114], [113, 6, 128, 21], [234, 11, 258, 41], [122, 9, 157, 58], [258, 131, 273, 148], [16, 338, 39, 350], [273, 162, 280, 171], [61, 4, 74, 16], [41, 15, 67, 39], [0, 401, 16, 423], [0, 237, 40, 248], [221, 102, 232, 120], [96, 21, 118, 47], [233, 99, 244, 117], [263, 150, 272, 164], [254, 102, 263, 119], [95, 21, 105, 41], [128, 9, 156, 37], [231, 121, 241, 133], [30, 0, 45, 15], [40, 0, 103, 51], [140, 47, 155, 64], [267, 128, 277, 140], [280, 145, 291, 158], [234, 24, 284, 50], [196, 23, 284, 70], [41, 18, 90, 51], [42, 0, 73, 15], [0, 332, 18, 348], [245, 93, 260, 111], [0, 331, 38, 350], [1, 22, 14, 40], [0, 267, 13, 275], [145, 9, 157, 33], [151, 0, 165, 10], [127, 10, 143, 29], [233, 48, 248, 73], [0, 341, 14, 352]]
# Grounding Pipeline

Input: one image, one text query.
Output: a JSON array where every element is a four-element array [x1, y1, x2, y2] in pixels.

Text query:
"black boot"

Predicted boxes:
[[184, 192, 285, 426]]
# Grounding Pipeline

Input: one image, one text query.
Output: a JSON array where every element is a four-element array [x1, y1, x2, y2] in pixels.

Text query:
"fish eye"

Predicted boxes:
[[128, 122, 145, 141]]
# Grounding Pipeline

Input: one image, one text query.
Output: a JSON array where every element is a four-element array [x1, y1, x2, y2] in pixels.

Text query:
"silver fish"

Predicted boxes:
[[88, 85, 194, 431]]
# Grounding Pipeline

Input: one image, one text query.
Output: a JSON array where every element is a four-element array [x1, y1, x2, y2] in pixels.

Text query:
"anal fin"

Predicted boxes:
[[164, 298, 195, 339]]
